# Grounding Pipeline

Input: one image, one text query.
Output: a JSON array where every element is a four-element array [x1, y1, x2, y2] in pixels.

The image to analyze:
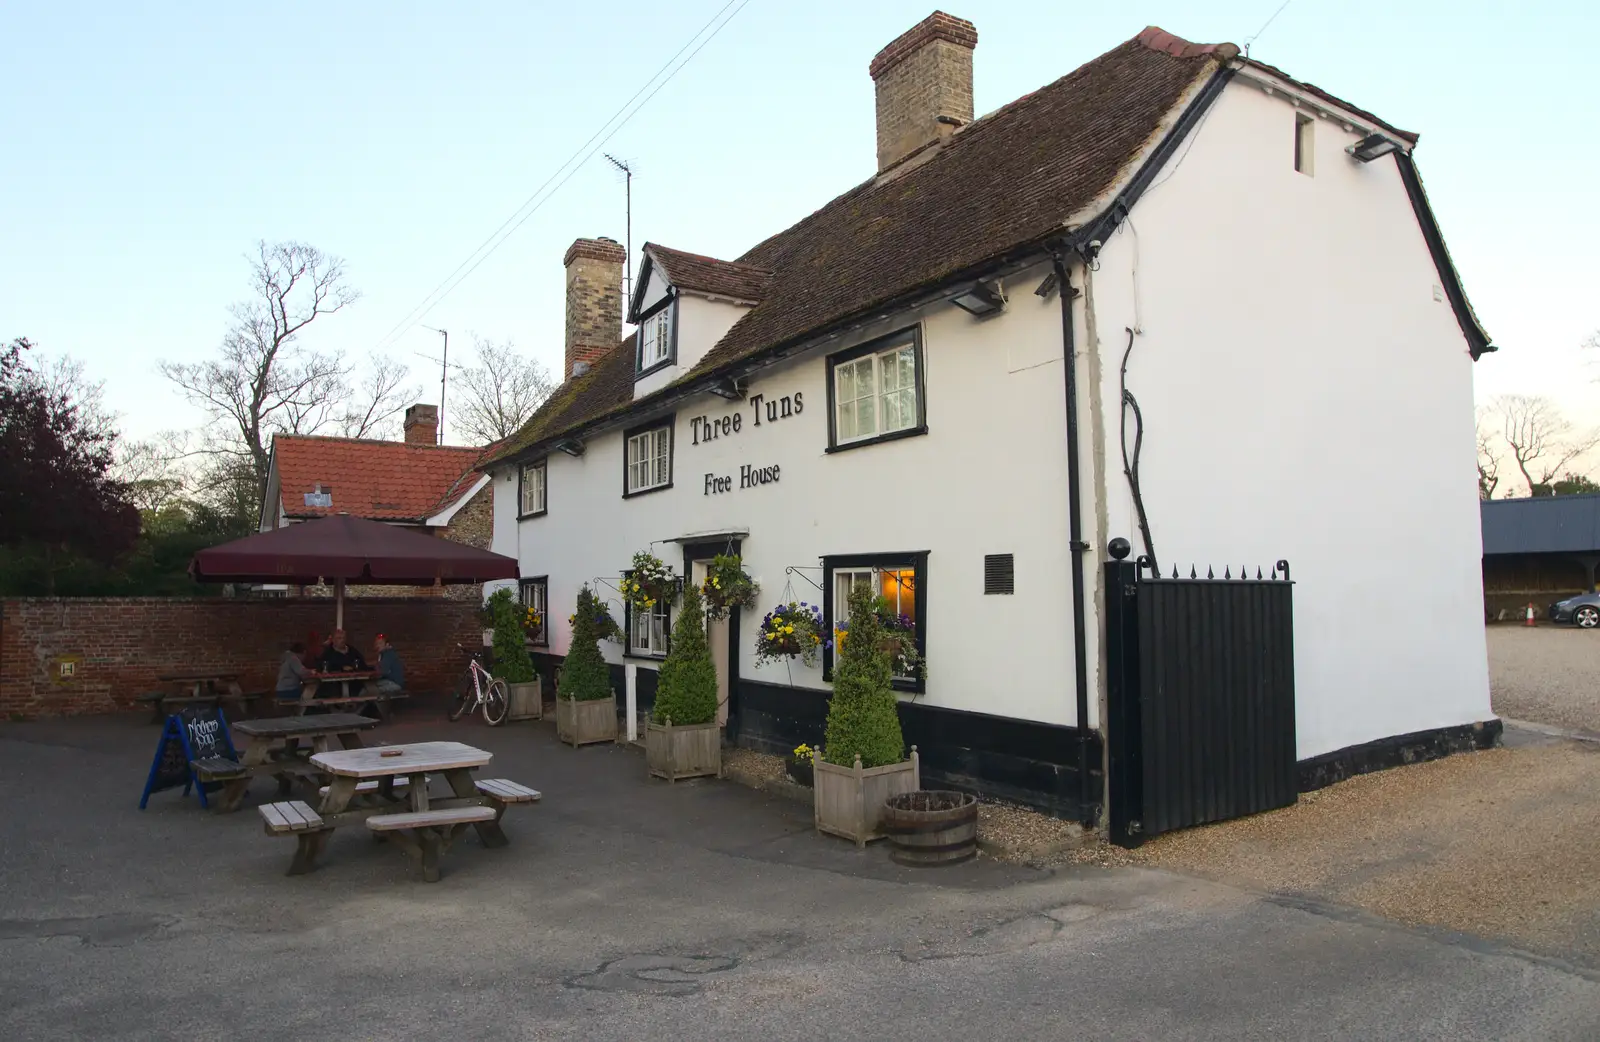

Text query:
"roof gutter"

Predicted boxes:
[[1394, 153, 1493, 358]]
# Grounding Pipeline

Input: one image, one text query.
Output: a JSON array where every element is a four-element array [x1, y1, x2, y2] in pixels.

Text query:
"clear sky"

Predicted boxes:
[[3, 1, 1596, 444]]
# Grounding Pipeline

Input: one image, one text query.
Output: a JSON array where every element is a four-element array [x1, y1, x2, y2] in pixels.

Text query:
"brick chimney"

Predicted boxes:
[[564, 236, 626, 380], [403, 403, 438, 445], [869, 11, 977, 174]]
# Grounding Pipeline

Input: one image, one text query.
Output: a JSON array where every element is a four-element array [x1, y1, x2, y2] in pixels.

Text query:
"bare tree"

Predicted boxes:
[[159, 241, 359, 499], [1492, 394, 1600, 496], [1476, 408, 1501, 501], [115, 431, 196, 513], [336, 355, 420, 440], [451, 336, 555, 446], [24, 353, 117, 443]]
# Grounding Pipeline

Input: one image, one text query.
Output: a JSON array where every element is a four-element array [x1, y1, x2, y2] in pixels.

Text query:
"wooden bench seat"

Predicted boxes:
[[259, 801, 325, 834], [365, 806, 496, 831], [191, 755, 247, 780], [475, 778, 542, 804], [318, 778, 413, 797]]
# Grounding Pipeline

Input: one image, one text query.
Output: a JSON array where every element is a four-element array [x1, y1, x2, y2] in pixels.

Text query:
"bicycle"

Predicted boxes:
[[449, 644, 509, 726]]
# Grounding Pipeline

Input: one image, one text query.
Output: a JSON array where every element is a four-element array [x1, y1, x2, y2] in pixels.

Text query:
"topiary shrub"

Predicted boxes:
[[558, 585, 612, 702], [652, 584, 718, 726], [822, 584, 906, 768], [486, 587, 537, 684]]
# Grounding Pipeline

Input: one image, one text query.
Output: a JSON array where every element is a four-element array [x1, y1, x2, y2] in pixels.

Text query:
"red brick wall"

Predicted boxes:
[[0, 597, 484, 718]]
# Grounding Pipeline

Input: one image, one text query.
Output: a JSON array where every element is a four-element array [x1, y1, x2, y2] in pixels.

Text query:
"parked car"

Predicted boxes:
[[1548, 593, 1600, 627]]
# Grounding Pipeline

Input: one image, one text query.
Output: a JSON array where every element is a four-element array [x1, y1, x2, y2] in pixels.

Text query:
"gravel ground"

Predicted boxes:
[[1488, 624, 1600, 734], [721, 748, 1084, 859], [1065, 736, 1600, 960]]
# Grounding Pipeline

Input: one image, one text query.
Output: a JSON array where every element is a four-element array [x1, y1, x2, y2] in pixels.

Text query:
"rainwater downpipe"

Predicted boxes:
[[1051, 249, 1094, 823]]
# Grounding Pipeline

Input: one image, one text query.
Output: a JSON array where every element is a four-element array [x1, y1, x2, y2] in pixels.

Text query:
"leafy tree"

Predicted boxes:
[[821, 584, 906, 768], [0, 338, 139, 592], [486, 588, 537, 683], [652, 584, 718, 726], [558, 585, 612, 701], [1531, 474, 1600, 497]]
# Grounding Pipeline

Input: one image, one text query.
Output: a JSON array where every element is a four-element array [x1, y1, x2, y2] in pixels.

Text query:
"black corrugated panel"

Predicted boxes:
[[1129, 575, 1296, 838]]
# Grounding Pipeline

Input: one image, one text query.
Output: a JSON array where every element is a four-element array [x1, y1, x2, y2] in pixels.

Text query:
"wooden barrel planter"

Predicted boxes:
[[882, 791, 978, 866]]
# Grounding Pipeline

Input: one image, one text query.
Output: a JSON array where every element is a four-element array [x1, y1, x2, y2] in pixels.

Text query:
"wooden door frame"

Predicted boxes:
[[681, 539, 742, 741]]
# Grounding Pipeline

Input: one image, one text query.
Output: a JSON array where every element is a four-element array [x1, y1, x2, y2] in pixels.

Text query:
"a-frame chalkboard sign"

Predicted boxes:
[[138, 705, 238, 810]]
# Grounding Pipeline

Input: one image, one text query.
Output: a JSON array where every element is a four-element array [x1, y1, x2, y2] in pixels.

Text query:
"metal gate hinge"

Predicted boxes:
[[1069, 540, 1090, 551]]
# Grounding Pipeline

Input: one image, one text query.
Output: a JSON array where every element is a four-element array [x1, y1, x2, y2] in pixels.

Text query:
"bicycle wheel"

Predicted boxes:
[[483, 678, 510, 727], [447, 670, 473, 721]]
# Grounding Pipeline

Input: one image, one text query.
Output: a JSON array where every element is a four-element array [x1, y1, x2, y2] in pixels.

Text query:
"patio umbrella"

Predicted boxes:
[[190, 514, 520, 627]]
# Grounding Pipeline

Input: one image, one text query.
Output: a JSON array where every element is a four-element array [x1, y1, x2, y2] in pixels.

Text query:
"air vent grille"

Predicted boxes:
[[984, 553, 1014, 595]]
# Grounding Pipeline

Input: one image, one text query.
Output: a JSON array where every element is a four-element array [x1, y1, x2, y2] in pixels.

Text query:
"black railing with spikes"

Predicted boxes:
[[1141, 557, 1291, 583]]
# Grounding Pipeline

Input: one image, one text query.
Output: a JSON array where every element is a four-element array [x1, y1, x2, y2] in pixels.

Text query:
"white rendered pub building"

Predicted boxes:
[[486, 14, 1498, 821]]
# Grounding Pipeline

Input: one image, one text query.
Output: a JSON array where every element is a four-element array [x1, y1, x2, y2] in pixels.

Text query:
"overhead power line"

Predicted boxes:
[[374, 0, 754, 353]]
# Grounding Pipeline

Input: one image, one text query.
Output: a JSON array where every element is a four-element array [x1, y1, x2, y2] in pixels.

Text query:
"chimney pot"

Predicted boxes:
[[564, 236, 626, 382], [870, 11, 978, 174], [403, 403, 439, 445]]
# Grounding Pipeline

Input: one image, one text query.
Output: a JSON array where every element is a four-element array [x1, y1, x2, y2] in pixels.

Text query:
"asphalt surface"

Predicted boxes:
[[1488, 623, 1600, 734], [1, 709, 1597, 1041]]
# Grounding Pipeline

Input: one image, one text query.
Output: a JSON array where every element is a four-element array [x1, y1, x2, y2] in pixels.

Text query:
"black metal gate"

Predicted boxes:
[[1104, 553, 1297, 847]]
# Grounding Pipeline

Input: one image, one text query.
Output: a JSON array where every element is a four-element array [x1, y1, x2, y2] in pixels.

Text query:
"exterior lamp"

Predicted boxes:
[[1346, 133, 1399, 162], [950, 282, 1005, 317], [708, 377, 745, 400], [553, 439, 585, 457]]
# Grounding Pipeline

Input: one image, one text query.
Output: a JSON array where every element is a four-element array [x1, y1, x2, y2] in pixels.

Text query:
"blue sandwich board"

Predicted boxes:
[[138, 704, 237, 810]]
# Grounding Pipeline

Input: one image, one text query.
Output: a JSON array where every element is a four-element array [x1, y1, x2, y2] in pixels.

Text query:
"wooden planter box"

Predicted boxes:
[[814, 747, 921, 848], [645, 718, 721, 782], [504, 678, 541, 722], [556, 694, 617, 747]]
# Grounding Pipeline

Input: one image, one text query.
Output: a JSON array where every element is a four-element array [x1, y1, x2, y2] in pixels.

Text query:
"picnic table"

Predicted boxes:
[[290, 671, 406, 720], [199, 714, 381, 813], [259, 741, 539, 882], [137, 672, 253, 723]]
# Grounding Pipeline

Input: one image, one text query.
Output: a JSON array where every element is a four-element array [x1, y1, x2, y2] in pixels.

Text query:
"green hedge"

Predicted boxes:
[[652, 584, 718, 726], [822, 584, 906, 768], [558, 585, 612, 702]]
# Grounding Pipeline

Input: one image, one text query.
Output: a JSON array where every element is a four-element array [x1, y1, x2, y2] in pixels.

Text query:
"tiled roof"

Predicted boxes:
[[1241, 57, 1418, 144], [646, 244, 772, 303], [491, 25, 1474, 466], [273, 435, 486, 521]]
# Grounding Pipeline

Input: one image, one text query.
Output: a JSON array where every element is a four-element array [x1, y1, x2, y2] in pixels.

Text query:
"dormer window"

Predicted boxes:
[[637, 305, 673, 374]]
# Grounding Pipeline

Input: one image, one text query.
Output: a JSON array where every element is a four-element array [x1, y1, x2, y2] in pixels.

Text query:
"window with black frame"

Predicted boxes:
[[821, 552, 928, 692], [518, 576, 548, 646], [623, 573, 670, 658]]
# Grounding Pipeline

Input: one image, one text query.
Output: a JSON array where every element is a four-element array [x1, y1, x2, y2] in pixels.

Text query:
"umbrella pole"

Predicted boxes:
[[335, 578, 345, 631]]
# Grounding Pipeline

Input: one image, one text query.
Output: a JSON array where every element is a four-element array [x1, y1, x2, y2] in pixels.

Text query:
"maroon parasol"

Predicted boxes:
[[191, 514, 519, 626]]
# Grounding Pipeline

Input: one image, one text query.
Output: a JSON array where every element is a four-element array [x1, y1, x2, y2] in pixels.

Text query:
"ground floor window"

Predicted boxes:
[[519, 576, 547, 646], [624, 573, 670, 658], [821, 552, 928, 693]]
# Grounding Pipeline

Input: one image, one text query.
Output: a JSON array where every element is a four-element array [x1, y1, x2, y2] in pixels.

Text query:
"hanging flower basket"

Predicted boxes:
[[621, 550, 678, 612], [569, 599, 623, 644], [754, 601, 827, 668], [701, 553, 759, 620]]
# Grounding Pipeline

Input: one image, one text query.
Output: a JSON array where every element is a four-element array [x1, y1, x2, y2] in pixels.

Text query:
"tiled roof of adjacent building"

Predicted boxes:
[[490, 26, 1480, 467], [645, 244, 773, 304], [273, 435, 488, 522]]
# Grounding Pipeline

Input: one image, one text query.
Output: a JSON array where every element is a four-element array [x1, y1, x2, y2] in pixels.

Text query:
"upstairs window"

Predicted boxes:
[[518, 459, 546, 518], [624, 420, 673, 497], [826, 328, 926, 452], [638, 305, 673, 372], [1294, 113, 1314, 176]]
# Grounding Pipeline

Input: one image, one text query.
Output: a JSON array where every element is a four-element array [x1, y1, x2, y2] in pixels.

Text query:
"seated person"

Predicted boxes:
[[317, 628, 369, 698], [276, 641, 311, 702], [373, 634, 405, 695]]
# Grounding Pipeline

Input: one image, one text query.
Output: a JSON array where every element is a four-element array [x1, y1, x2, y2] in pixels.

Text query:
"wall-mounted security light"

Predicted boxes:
[[1033, 271, 1058, 299], [951, 282, 1005, 317], [708, 377, 745, 401], [1346, 133, 1399, 162], [553, 439, 585, 457]]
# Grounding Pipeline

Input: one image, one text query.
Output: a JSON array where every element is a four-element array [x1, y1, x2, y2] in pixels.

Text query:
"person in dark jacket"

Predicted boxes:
[[373, 634, 405, 695], [319, 629, 368, 673]]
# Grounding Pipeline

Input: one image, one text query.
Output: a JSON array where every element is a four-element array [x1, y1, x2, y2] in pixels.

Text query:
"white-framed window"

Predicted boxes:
[[625, 424, 672, 496], [638, 305, 672, 371], [519, 577, 548, 645], [519, 459, 546, 517], [829, 331, 923, 449], [627, 590, 670, 658]]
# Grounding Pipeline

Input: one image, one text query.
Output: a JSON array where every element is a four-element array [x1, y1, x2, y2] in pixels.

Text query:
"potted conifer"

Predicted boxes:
[[556, 585, 618, 746], [646, 585, 722, 782], [487, 588, 541, 721], [814, 584, 919, 847]]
